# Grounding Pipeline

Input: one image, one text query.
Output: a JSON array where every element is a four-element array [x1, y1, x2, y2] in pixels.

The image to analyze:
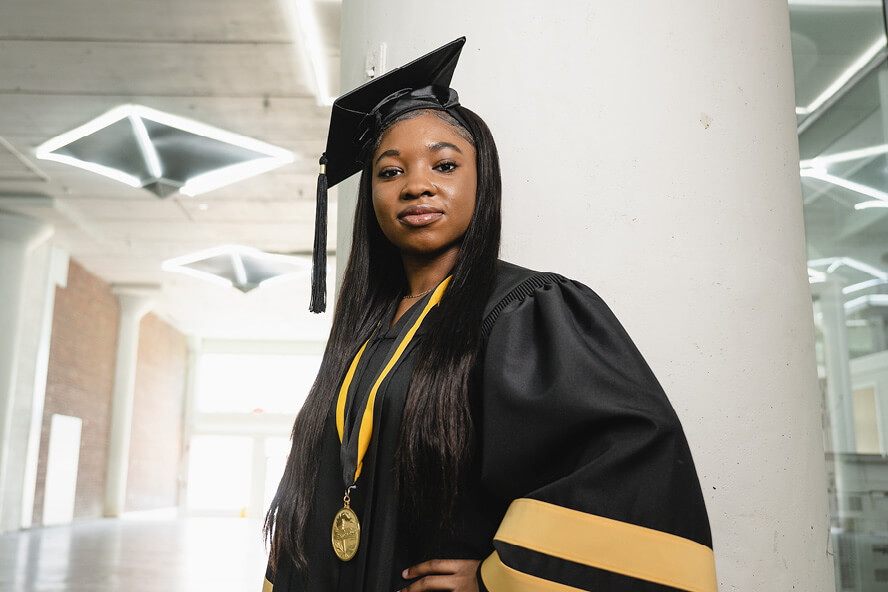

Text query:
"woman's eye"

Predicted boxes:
[[435, 161, 457, 172], [377, 168, 400, 179]]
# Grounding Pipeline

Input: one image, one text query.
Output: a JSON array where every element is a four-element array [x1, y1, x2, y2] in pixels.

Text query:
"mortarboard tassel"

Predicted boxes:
[[310, 154, 328, 313]]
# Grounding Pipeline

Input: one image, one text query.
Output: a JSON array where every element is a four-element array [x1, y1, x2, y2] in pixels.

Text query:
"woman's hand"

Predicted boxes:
[[399, 559, 481, 592]]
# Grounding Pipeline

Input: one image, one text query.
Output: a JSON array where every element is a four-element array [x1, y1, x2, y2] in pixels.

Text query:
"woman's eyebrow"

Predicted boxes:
[[375, 149, 399, 165], [375, 142, 462, 165], [429, 141, 462, 153]]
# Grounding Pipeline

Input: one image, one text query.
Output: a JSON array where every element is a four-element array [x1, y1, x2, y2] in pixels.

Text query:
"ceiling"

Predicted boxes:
[[0, 0, 341, 341], [3, 0, 886, 342]]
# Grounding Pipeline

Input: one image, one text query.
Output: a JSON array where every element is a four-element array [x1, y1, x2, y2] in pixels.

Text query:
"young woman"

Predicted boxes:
[[263, 38, 716, 592]]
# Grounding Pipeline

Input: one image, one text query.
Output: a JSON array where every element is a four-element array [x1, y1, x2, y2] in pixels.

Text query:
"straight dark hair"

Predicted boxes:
[[265, 106, 502, 573]]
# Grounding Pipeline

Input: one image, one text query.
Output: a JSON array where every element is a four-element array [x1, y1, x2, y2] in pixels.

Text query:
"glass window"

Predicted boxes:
[[195, 353, 322, 414], [790, 2, 888, 590], [263, 437, 290, 512], [186, 435, 253, 512]]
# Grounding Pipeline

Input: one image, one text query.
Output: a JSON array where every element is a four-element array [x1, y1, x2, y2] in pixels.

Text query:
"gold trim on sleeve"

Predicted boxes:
[[491, 498, 717, 592], [262, 577, 273, 592]]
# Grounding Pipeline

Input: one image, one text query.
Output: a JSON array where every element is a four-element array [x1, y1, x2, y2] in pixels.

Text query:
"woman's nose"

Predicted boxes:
[[401, 169, 435, 199]]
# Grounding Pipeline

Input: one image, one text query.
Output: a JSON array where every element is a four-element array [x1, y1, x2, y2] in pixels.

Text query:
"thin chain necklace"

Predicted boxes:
[[401, 287, 434, 300]]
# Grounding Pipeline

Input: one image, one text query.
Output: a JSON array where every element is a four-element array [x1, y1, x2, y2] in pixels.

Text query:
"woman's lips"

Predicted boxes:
[[398, 206, 443, 227]]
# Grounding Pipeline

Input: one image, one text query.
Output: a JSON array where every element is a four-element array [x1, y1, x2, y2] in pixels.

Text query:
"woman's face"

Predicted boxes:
[[371, 111, 477, 260]]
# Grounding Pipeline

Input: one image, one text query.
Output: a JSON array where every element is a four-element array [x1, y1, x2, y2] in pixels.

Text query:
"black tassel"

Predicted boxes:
[[310, 154, 328, 313]]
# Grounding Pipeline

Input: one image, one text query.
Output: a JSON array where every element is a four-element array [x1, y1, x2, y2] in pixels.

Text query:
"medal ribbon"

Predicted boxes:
[[335, 276, 451, 485]]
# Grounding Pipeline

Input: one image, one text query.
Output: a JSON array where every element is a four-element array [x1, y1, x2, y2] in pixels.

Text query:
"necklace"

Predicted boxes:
[[401, 287, 434, 300]]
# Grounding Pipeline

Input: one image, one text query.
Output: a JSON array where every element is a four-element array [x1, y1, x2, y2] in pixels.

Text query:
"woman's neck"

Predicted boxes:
[[400, 247, 459, 297], [390, 247, 458, 327]]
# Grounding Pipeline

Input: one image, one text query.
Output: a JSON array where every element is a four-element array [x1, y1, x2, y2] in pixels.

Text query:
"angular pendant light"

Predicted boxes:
[[163, 245, 310, 293], [36, 105, 294, 198]]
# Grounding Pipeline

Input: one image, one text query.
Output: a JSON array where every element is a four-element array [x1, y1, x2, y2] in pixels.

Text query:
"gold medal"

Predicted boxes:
[[331, 490, 360, 561]]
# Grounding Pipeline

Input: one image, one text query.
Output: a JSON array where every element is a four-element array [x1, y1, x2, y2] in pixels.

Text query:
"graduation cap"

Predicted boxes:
[[310, 37, 469, 313]]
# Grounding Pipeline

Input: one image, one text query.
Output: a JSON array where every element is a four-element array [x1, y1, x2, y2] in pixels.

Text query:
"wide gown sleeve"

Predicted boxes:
[[478, 276, 717, 592]]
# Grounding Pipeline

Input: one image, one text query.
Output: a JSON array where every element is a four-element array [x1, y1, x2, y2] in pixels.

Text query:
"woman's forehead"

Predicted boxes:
[[375, 112, 474, 154]]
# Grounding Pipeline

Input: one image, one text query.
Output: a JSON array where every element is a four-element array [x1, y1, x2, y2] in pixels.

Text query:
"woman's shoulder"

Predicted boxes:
[[482, 260, 592, 337], [488, 260, 558, 299]]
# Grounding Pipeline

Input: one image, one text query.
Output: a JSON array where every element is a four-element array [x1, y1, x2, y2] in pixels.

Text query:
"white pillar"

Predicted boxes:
[[816, 279, 856, 454], [177, 335, 201, 514], [0, 211, 53, 533], [18, 245, 69, 529], [812, 278, 859, 554], [339, 1, 831, 589], [103, 288, 155, 517]]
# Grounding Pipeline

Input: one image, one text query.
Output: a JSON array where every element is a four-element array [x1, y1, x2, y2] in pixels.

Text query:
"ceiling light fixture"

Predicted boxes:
[[795, 35, 886, 115], [799, 166, 827, 177], [800, 168, 888, 203], [854, 200, 888, 210], [280, 0, 335, 106], [180, 159, 292, 197], [788, 0, 881, 6], [809, 257, 888, 280], [843, 278, 888, 294], [808, 268, 827, 282], [130, 114, 163, 179], [296, 0, 334, 106], [35, 104, 294, 198], [844, 294, 888, 314], [800, 143, 888, 168], [162, 245, 310, 293]]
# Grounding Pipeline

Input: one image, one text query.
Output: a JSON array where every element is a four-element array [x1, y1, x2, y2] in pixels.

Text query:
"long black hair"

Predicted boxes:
[[265, 105, 502, 572]]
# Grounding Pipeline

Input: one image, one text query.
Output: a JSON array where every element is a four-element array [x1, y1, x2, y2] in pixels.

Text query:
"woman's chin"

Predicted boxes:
[[396, 241, 463, 263]]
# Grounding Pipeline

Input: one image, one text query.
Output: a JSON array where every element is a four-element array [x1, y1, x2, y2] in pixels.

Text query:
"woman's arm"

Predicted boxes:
[[475, 275, 716, 591]]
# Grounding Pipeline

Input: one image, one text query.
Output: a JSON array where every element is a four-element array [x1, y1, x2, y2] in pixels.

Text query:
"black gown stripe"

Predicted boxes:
[[481, 551, 586, 592], [491, 540, 691, 591], [489, 498, 717, 592]]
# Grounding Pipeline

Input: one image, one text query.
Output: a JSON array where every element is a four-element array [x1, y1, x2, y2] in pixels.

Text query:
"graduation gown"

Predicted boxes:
[[264, 261, 716, 592]]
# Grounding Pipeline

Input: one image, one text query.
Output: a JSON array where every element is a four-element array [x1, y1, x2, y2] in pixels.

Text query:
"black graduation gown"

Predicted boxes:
[[264, 261, 716, 592]]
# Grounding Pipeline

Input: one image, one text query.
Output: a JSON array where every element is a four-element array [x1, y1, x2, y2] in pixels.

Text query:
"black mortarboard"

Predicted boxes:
[[310, 37, 468, 313]]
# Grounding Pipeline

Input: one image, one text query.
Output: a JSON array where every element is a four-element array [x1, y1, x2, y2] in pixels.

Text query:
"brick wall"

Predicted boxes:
[[125, 312, 187, 511], [32, 259, 189, 522], [33, 259, 119, 523]]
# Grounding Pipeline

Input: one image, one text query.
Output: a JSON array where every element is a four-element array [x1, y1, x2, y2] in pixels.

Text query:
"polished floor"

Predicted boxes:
[[0, 515, 268, 592]]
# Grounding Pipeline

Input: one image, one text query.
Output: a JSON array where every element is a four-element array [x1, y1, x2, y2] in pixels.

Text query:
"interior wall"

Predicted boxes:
[[32, 259, 119, 524], [125, 312, 187, 512]]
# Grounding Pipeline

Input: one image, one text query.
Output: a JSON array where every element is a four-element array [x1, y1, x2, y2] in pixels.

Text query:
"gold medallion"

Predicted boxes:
[[331, 495, 360, 561]]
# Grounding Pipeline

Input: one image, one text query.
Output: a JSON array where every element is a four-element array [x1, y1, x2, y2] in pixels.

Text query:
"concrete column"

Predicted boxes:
[[18, 245, 68, 529], [816, 279, 856, 454], [0, 211, 53, 533], [339, 0, 831, 589], [103, 288, 155, 517], [177, 335, 201, 514], [813, 278, 859, 554]]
